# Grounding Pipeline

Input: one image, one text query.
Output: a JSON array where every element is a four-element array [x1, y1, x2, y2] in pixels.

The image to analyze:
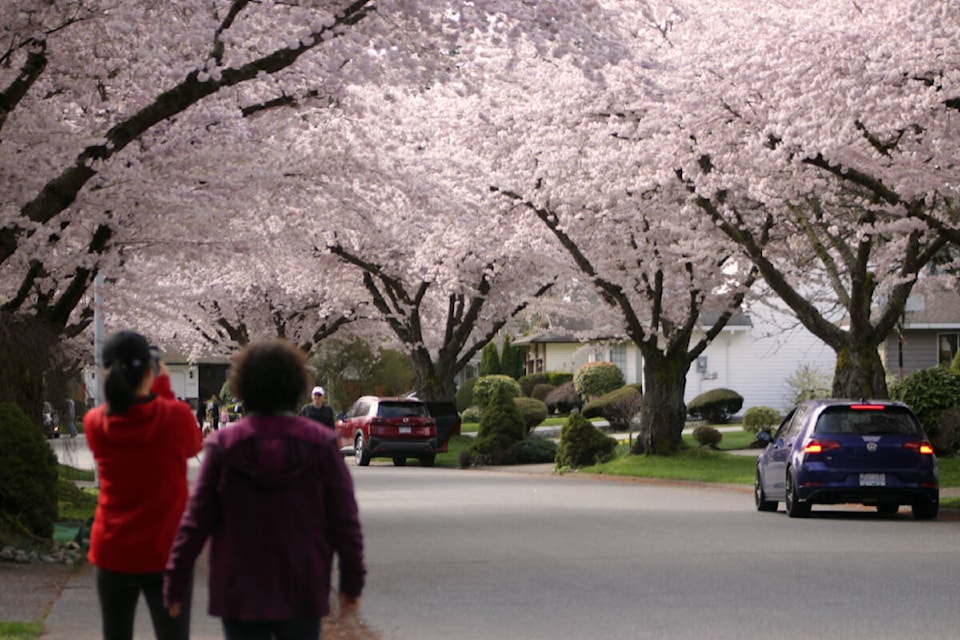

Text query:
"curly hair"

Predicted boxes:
[[229, 339, 308, 415]]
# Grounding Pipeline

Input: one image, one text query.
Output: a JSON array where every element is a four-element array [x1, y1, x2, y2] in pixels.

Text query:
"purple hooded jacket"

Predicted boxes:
[[164, 414, 365, 620]]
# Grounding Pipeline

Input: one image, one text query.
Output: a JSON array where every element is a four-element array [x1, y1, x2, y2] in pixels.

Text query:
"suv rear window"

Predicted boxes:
[[814, 405, 923, 436], [377, 402, 429, 418]]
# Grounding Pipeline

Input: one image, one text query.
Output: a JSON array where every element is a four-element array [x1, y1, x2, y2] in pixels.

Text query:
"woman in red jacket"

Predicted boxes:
[[84, 331, 203, 640]]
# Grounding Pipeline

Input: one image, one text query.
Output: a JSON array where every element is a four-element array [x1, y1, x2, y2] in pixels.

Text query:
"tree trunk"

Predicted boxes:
[[410, 348, 457, 402], [832, 340, 889, 399], [633, 352, 689, 454]]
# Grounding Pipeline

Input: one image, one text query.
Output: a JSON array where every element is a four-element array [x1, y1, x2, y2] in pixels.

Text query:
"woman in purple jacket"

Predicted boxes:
[[164, 339, 365, 640]]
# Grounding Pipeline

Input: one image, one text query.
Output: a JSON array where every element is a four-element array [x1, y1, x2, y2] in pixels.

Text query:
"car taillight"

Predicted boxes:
[[903, 441, 935, 455], [802, 439, 841, 454], [850, 404, 885, 411]]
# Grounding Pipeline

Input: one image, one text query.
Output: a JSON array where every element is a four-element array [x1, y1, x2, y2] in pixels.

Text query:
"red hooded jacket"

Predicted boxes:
[[85, 375, 203, 573]]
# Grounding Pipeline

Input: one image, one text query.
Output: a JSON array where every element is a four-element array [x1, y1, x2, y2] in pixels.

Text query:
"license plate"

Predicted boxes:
[[860, 473, 886, 487], [399, 426, 411, 434]]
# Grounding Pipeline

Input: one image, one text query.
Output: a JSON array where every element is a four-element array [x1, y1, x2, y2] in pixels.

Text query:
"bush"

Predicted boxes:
[[519, 372, 550, 397], [0, 402, 59, 538], [692, 425, 723, 448], [890, 365, 960, 451], [785, 364, 832, 405], [456, 377, 479, 412], [582, 385, 642, 429], [514, 397, 548, 434], [544, 380, 581, 415], [472, 375, 522, 409], [510, 437, 557, 464], [461, 405, 482, 423], [934, 406, 960, 456], [548, 371, 574, 386], [530, 383, 555, 403], [742, 406, 782, 433], [574, 361, 625, 399], [687, 388, 743, 424], [556, 412, 618, 469], [471, 383, 525, 459]]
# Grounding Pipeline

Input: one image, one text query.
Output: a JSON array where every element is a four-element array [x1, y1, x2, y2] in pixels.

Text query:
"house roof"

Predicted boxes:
[[903, 284, 960, 328]]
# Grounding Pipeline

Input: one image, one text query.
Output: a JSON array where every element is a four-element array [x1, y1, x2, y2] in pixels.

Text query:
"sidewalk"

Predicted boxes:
[[41, 554, 223, 640]]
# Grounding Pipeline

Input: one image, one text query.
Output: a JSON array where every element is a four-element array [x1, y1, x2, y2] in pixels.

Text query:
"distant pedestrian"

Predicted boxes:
[[85, 331, 203, 640], [65, 398, 77, 437], [195, 400, 206, 430], [298, 386, 335, 429], [210, 395, 221, 430], [164, 339, 365, 640]]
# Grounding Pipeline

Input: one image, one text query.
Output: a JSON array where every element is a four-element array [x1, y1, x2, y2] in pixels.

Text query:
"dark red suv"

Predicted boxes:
[[336, 396, 437, 467]]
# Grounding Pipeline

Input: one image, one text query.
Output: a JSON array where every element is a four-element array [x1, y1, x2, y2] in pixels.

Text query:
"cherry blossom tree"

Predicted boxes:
[[645, 0, 959, 398]]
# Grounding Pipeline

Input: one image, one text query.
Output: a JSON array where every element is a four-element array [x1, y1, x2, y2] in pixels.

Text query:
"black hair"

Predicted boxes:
[[229, 339, 308, 415], [102, 331, 151, 415]]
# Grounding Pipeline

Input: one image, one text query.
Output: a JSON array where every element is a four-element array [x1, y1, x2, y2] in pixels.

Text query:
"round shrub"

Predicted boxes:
[[456, 377, 479, 412], [556, 412, 618, 469], [582, 385, 642, 429], [890, 365, 960, 451], [742, 406, 782, 433], [548, 371, 574, 386], [519, 372, 550, 397], [574, 361, 625, 399], [687, 388, 743, 424], [472, 375, 522, 409], [692, 425, 723, 448], [0, 402, 59, 538], [544, 380, 581, 415], [514, 397, 548, 434], [530, 383, 555, 403], [471, 383, 525, 459]]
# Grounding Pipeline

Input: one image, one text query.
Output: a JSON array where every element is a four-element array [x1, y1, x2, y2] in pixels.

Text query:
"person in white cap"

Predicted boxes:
[[298, 385, 335, 428]]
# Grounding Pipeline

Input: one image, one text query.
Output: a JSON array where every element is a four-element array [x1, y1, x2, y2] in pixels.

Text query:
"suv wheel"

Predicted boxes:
[[355, 434, 371, 466], [785, 468, 811, 518]]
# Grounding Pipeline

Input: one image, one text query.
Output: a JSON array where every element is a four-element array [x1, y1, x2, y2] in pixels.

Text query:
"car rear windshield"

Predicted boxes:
[[377, 402, 429, 418], [814, 405, 923, 436]]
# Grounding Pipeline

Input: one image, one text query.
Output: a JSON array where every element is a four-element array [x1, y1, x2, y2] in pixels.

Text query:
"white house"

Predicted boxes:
[[514, 307, 837, 414]]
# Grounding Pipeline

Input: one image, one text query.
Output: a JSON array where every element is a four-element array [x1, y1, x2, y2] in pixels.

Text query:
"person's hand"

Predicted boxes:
[[338, 593, 361, 617], [157, 361, 170, 377], [167, 602, 182, 618]]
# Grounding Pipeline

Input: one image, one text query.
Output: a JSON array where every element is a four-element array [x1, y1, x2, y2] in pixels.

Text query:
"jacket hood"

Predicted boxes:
[[217, 415, 328, 489], [97, 397, 163, 445]]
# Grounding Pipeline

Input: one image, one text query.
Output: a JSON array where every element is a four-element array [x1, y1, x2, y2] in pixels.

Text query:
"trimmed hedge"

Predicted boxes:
[[687, 388, 743, 424], [890, 365, 960, 454], [545, 381, 581, 415], [471, 383, 525, 458], [472, 375, 522, 408], [582, 385, 642, 429], [742, 406, 782, 433], [456, 377, 479, 412]]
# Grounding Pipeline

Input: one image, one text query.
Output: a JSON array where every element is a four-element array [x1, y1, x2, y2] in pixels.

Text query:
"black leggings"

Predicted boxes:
[[95, 566, 192, 640], [221, 616, 321, 640]]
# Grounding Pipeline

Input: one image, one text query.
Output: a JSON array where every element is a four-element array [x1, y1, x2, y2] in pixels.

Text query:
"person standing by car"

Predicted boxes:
[[84, 330, 203, 640], [210, 394, 221, 430], [164, 339, 365, 640], [299, 385, 335, 429]]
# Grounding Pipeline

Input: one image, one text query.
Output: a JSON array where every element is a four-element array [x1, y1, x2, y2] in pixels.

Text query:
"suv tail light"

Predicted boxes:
[[903, 441, 935, 455], [802, 439, 841, 454]]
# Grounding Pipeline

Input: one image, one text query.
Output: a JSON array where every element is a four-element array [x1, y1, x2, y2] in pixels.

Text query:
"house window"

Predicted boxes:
[[610, 344, 626, 375], [939, 334, 960, 365]]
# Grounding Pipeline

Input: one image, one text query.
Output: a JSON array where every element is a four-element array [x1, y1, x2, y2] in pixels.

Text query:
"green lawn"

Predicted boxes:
[[450, 420, 960, 509], [0, 621, 43, 640]]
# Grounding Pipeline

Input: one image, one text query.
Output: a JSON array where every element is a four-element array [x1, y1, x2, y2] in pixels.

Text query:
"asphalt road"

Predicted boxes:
[[49, 436, 960, 639], [353, 465, 960, 640]]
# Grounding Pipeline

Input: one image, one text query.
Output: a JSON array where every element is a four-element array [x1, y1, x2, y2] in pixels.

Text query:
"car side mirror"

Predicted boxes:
[[336, 412, 345, 421], [756, 430, 772, 444]]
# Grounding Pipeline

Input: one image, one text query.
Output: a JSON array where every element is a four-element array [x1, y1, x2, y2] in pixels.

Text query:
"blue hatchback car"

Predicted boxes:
[[755, 399, 939, 519]]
